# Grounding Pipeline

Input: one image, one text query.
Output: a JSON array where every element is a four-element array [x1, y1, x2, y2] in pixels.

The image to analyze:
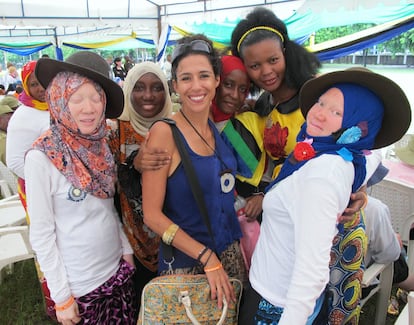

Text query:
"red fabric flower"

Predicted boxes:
[[293, 142, 316, 161], [264, 122, 289, 159]]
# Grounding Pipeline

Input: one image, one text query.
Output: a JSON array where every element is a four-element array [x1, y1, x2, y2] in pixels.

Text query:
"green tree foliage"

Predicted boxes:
[[306, 23, 414, 54]]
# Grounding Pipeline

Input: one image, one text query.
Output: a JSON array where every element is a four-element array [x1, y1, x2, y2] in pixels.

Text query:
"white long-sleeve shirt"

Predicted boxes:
[[25, 149, 132, 304], [6, 104, 49, 178], [250, 152, 381, 325], [250, 154, 354, 325]]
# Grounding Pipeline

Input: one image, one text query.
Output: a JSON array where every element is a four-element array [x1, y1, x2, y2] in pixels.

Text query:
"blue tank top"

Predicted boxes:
[[159, 120, 242, 273]]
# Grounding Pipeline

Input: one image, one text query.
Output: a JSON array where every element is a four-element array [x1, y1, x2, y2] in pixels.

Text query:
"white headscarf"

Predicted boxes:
[[118, 61, 172, 136]]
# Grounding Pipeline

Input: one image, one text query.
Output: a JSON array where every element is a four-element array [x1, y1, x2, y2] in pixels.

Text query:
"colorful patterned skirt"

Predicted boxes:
[[328, 210, 367, 325], [76, 259, 137, 324]]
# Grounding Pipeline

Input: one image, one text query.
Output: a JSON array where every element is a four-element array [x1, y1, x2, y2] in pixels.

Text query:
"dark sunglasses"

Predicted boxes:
[[171, 40, 212, 64]]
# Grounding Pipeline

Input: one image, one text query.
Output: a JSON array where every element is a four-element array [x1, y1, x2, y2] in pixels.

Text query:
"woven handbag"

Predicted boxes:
[[138, 274, 242, 325]]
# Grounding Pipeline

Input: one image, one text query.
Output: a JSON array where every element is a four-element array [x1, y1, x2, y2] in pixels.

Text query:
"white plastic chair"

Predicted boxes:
[[0, 194, 19, 203], [0, 225, 34, 283], [395, 291, 414, 325], [369, 178, 414, 273], [0, 161, 18, 198], [360, 262, 394, 325], [0, 200, 27, 227]]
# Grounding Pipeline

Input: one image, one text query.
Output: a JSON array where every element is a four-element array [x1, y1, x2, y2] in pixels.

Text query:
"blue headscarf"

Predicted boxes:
[[266, 83, 384, 193]]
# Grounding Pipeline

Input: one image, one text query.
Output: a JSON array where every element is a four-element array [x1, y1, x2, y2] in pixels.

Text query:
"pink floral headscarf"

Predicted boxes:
[[32, 72, 116, 198]]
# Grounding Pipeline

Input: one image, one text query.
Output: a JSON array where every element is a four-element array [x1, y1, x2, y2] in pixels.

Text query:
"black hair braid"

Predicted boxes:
[[284, 41, 321, 89]]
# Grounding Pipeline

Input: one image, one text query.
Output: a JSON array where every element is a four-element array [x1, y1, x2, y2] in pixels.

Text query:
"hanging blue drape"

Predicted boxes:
[[315, 17, 414, 61], [55, 46, 64, 61], [0, 43, 52, 56]]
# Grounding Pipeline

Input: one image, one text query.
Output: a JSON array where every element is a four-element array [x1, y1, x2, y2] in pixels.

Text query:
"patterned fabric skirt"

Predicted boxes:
[[160, 241, 248, 283], [328, 210, 367, 325], [254, 298, 284, 324], [76, 259, 137, 324]]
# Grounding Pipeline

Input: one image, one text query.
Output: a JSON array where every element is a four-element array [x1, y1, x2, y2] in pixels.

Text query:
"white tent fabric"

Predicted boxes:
[[0, 0, 304, 45], [0, 0, 410, 55]]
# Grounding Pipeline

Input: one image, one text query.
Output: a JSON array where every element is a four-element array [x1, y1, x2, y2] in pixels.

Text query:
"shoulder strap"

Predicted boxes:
[[160, 118, 215, 243], [157, 118, 216, 265]]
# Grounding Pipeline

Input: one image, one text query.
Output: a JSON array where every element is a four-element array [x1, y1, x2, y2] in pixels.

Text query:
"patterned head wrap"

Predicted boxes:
[[32, 72, 116, 198], [19, 60, 48, 111], [211, 55, 250, 122], [267, 83, 384, 193]]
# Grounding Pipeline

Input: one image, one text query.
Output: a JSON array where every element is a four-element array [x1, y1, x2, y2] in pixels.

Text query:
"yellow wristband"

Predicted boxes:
[[55, 296, 75, 311], [162, 223, 179, 245]]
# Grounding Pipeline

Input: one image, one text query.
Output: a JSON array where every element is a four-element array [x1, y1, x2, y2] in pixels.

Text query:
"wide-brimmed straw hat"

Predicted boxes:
[[299, 67, 411, 149], [395, 134, 414, 166], [35, 51, 124, 118]]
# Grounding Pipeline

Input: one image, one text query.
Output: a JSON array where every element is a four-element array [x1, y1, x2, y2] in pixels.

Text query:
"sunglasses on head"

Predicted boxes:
[[171, 40, 212, 64]]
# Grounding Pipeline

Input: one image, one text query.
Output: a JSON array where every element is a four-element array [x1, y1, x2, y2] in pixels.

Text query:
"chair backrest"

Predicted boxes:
[[361, 262, 394, 325], [394, 291, 414, 325], [369, 178, 414, 273], [0, 200, 26, 227], [0, 161, 18, 197], [0, 225, 34, 283]]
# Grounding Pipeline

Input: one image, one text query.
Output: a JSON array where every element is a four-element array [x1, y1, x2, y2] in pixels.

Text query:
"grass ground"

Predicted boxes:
[[0, 260, 56, 325], [0, 260, 406, 324]]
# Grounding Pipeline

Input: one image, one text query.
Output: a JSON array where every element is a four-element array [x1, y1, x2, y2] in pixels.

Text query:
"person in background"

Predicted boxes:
[[0, 84, 5, 96], [107, 61, 172, 313], [0, 104, 14, 164], [3, 65, 20, 90], [6, 60, 48, 208], [123, 55, 135, 74], [0, 95, 20, 163], [239, 67, 411, 325], [25, 51, 136, 324], [163, 53, 173, 95], [113, 57, 127, 82], [13, 81, 24, 98], [0, 64, 5, 85], [142, 34, 246, 309], [363, 159, 414, 315]]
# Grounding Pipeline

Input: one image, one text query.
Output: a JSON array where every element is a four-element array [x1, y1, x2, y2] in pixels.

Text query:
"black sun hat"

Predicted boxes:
[[35, 51, 124, 119], [299, 67, 411, 149]]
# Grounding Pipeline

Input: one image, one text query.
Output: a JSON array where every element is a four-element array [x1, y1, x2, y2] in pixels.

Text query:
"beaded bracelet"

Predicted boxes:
[[203, 250, 214, 267], [204, 262, 223, 273], [55, 296, 75, 311], [197, 246, 209, 264], [162, 223, 179, 245]]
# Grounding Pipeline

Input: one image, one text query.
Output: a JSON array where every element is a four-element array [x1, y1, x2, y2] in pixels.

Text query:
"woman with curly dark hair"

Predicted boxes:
[[224, 8, 322, 222]]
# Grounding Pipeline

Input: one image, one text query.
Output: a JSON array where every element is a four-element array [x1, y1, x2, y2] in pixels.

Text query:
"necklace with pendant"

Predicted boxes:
[[179, 109, 235, 193]]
